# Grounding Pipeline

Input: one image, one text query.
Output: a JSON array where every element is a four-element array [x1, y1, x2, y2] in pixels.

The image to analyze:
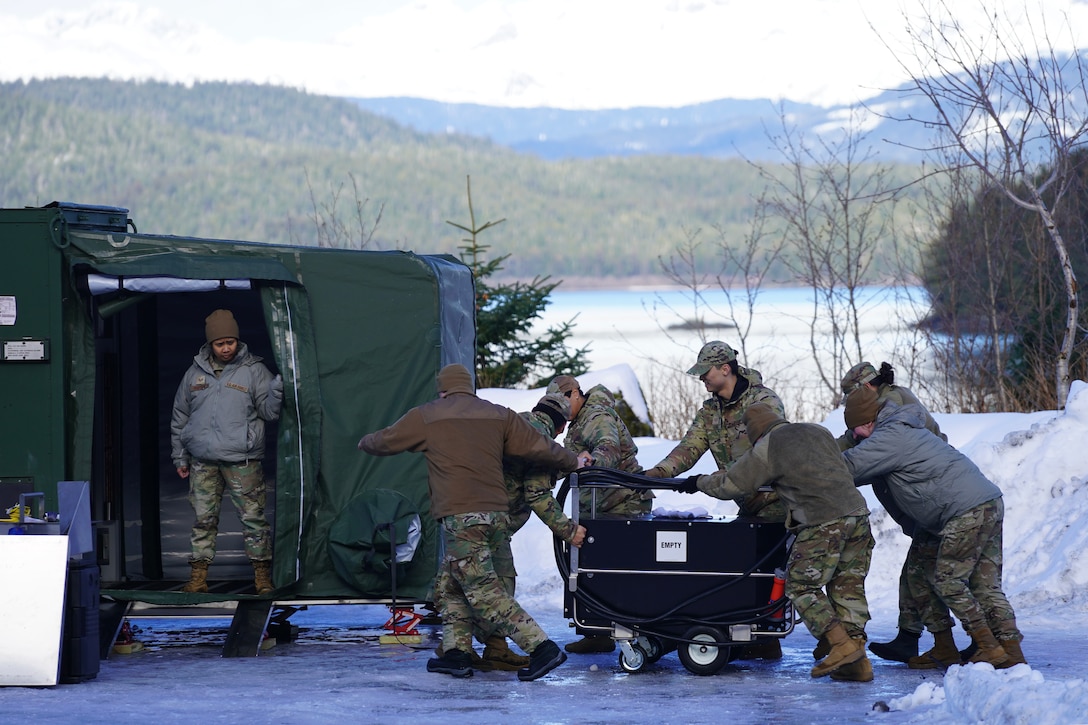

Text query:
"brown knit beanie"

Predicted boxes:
[[205, 309, 240, 343], [743, 403, 786, 445], [436, 364, 474, 396], [844, 386, 881, 429]]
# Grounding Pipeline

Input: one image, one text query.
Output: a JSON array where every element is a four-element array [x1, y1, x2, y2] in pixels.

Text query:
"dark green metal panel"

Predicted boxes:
[[0, 207, 71, 509]]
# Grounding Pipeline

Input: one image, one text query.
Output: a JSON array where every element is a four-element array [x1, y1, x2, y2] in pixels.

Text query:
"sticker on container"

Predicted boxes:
[[0, 297, 15, 326], [656, 530, 687, 562]]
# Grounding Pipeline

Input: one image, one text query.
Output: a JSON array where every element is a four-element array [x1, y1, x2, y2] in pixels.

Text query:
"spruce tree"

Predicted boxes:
[[449, 177, 590, 389]]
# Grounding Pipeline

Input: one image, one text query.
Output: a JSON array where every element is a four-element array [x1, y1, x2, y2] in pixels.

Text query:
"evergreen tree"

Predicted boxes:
[[448, 177, 590, 389]]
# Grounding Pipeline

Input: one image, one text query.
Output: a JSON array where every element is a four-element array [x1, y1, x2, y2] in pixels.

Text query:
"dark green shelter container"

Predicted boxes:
[[0, 202, 475, 608]]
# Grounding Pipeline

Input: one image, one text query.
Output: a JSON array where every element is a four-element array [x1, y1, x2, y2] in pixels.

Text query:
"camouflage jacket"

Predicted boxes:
[[503, 409, 577, 542], [646, 367, 785, 519], [564, 384, 652, 516]]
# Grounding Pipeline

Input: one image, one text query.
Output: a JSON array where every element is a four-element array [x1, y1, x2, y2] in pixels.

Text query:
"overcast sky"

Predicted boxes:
[[1, 1, 1086, 109]]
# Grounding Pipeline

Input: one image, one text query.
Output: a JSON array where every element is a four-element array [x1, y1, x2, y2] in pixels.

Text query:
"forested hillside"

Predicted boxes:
[[0, 78, 923, 281]]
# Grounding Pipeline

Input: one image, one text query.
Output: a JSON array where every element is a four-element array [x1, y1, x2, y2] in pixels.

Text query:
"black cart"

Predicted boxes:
[[558, 468, 794, 675]]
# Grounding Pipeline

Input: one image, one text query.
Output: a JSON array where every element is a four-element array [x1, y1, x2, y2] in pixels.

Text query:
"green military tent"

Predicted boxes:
[[0, 202, 475, 612]]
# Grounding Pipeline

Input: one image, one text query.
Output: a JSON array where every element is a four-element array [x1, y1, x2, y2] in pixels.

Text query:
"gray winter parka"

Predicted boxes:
[[170, 342, 282, 468], [841, 400, 1001, 535]]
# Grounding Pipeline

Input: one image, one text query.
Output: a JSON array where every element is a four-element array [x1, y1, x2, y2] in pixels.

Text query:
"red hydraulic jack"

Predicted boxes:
[[379, 606, 424, 645]]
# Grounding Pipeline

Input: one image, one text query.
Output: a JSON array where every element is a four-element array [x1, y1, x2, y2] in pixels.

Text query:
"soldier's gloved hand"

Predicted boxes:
[[269, 374, 284, 402], [675, 475, 701, 494]]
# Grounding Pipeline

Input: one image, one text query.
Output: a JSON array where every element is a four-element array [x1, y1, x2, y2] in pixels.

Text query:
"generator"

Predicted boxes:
[[560, 468, 794, 675]]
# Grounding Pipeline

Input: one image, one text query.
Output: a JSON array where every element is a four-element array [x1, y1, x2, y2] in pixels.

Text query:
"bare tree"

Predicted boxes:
[[876, 0, 1088, 407], [751, 107, 898, 407], [293, 170, 386, 249]]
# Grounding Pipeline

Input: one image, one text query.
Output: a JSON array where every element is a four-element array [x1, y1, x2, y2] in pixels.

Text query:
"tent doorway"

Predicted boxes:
[[91, 288, 278, 586]]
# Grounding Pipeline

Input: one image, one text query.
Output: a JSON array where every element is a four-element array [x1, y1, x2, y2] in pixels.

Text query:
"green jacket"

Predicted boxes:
[[646, 367, 785, 519], [700, 420, 869, 532], [565, 384, 652, 517]]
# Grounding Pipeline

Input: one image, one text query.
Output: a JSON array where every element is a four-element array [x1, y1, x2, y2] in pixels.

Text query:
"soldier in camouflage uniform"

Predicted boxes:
[[643, 341, 790, 660], [503, 392, 587, 546], [453, 392, 588, 671], [842, 387, 1027, 670], [679, 403, 875, 681], [358, 364, 579, 681], [547, 375, 648, 654], [170, 309, 282, 596], [837, 361, 951, 666], [548, 375, 651, 518], [643, 341, 787, 522]]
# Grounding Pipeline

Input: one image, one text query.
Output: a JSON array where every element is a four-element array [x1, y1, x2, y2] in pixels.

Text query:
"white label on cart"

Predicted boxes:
[[656, 531, 687, 562]]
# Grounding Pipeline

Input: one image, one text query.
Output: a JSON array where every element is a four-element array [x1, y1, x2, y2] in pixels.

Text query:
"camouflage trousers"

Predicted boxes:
[[435, 512, 547, 654], [785, 514, 874, 639], [928, 498, 1020, 640], [188, 460, 270, 563], [897, 529, 954, 633]]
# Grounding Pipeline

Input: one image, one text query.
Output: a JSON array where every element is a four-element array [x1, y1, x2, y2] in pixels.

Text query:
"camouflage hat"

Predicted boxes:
[[686, 341, 737, 377], [840, 362, 879, 397], [533, 391, 572, 427], [547, 375, 580, 397]]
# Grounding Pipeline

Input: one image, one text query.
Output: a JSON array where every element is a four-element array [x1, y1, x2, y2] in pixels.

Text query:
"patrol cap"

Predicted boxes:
[[840, 362, 879, 397], [548, 375, 580, 397], [533, 391, 571, 428], [686, 341, 737, 377]]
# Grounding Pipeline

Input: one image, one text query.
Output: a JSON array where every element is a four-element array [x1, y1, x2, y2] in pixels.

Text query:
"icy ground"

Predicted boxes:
[[2, 605, 1087, 725]]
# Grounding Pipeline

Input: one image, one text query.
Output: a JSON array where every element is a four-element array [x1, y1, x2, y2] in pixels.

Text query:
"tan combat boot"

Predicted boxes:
[[967, 626, 1011, 668], [830, 653, 874, 682], [481, 636, 530, 671], [999, 638, 1027, 666], [811, 623, 864, 678], [908, 628, 961, 670], [564, 635, 615, 654], [253, 560, 273, 595], [180, 560, 209, 593]]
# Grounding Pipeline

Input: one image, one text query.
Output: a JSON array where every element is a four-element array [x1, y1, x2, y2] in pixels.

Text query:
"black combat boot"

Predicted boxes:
[[518, 640, 567, 681], [868, 628, 921, 663]]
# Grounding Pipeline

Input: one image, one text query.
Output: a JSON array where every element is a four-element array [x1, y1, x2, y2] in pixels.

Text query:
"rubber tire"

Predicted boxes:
[[618, 643, 648, 673], [677, 626, 732, 676], [643, 635, 669, 664]]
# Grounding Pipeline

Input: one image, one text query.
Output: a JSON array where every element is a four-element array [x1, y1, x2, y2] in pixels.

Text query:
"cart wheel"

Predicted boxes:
[[643, 635, 668, 663], [678, 626, 732, 676], [618, 643, 649, 673]]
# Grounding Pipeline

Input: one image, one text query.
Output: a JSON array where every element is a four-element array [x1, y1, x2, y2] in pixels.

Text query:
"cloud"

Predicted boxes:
[[2, 0, 1086, 109]]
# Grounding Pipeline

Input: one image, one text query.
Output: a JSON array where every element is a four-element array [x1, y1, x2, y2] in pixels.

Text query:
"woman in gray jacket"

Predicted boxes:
[[171, 309, 283, 595], [841, 387, 1026, 669]]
